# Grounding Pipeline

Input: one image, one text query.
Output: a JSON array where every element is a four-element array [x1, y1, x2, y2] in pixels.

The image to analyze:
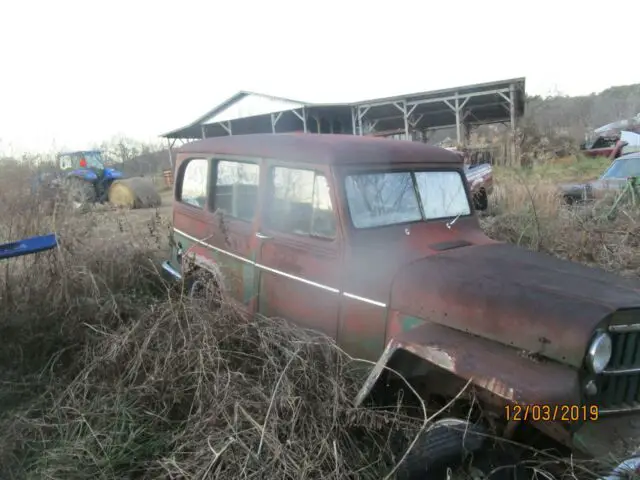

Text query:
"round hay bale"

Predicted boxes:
[[108, 177, 162, 209]]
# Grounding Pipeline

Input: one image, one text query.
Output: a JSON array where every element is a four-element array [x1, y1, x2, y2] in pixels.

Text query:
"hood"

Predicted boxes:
[[103, 168, 124, 180], [560, 178, 627, 199], [559, 181, 590, 194], [390, 243, 640, 367]]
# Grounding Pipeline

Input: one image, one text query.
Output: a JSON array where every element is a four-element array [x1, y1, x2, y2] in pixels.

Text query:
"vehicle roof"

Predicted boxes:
[[175, 133, 462, 166], [615, 152, 640, 161], [58, 150, 102, 155]]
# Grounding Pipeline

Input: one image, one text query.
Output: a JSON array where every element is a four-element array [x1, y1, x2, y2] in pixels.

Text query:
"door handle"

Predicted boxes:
[[255, 232, 271, 240]]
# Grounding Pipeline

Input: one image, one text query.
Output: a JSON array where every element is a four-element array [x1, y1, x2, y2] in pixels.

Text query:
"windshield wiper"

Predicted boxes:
[[446, 214, 461, 230]]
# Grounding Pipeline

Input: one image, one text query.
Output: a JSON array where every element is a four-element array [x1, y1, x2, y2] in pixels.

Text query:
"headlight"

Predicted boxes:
[[586, 331, 612, 374]]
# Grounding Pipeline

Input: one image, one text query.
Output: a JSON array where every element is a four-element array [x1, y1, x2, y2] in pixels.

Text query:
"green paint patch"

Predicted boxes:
[[400, 315, 424, 332], [241, 263, 255, 304]]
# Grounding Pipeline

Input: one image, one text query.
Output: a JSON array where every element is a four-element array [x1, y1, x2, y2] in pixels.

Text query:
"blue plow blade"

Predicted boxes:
[[0, 233, 58, 260]]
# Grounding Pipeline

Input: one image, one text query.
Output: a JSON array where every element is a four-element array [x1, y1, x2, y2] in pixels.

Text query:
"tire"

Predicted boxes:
[[395, 418, 487, 480], [59, 178, 96, 211], [184, 269, 222, 306], [473, 189, 488, 211]]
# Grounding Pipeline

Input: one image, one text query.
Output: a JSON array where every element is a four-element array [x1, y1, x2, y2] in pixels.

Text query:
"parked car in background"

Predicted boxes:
[[562, 131, 640, 204], [444, 147, 493, 211], [580, 116, 640, 158]]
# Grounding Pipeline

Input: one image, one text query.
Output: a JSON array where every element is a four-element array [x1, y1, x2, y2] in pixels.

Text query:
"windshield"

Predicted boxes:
[[621, 131, 640, 156], [344, 170, 471, 228], [81, 151, 105, 169], [58, 151, 105, 170], [602, 156, 640, 179]]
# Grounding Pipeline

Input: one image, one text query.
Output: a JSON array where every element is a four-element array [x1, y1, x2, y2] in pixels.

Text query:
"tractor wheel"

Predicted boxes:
[[58, 178, 96, 212]]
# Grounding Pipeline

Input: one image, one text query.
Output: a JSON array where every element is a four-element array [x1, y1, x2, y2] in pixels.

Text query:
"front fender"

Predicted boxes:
[[355, 321, 581, 408], [67, 169, 98, 182]]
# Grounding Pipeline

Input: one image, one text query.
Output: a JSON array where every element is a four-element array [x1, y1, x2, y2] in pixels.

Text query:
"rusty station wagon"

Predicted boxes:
[[162, 133, 640, 477]]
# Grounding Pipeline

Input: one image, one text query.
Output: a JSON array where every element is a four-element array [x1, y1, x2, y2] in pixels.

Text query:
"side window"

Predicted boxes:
[[213, 160, 259, 221], [179, 158, 209, 209], [58, 154, 73, 170], [266, 166, 336, 239]]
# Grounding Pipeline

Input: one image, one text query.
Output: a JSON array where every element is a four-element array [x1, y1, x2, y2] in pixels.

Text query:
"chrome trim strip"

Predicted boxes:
[[603, 366, 640, 375], [609, 324, 640, 333], [161, 261, 182, 281], [175, 228, 254, 265], [343, 292, 387, 308], [600, 404, 640, 415], [172, 228, 386, 307], [255, 263, 340, 293]]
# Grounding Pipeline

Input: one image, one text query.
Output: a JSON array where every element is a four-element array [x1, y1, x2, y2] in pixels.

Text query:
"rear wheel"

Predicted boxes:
[[58, 178, 96, 212], [473, 188, 488, 211]]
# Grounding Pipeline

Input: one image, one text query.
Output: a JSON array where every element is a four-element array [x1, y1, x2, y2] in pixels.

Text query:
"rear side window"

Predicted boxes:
[[266, 166, 336, 239], [179, 158, 209, 208], [213, 160, 260, 221]]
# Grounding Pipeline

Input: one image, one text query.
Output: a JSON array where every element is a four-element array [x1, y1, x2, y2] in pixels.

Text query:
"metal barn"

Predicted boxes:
[[161, 77, 526, 164]]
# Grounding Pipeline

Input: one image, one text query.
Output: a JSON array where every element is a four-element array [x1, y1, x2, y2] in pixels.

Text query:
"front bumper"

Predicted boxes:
[[574, 413, 640, 460], [161, 260, 182, 281], [601, 457, 640, 479]]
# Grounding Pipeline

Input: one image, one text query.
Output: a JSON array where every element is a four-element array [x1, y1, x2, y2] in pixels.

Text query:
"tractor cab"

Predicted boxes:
[[57, 150, 110, 173], [56, 150, 124, 185]]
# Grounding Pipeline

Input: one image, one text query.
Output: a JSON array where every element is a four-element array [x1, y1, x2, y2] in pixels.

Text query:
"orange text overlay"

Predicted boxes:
[[504, 404, 599, 422]]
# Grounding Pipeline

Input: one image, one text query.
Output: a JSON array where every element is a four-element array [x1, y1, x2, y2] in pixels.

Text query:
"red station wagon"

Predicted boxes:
[[162, 133, 640, 478]]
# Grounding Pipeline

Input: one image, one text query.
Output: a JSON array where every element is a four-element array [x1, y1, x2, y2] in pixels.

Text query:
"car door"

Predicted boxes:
[[206, 157, 262, 310], [255, 161, 343, 339], [172, 156, 214, 267]]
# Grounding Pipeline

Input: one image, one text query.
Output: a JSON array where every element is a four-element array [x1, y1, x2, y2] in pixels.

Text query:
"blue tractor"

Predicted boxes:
[[32, 150, 161, 210]]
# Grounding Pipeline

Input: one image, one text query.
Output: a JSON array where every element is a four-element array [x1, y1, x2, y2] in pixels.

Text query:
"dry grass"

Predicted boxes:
[[0, 157, 636, 480], [483, 159, 640, 278], [0, 171, 429, 479]]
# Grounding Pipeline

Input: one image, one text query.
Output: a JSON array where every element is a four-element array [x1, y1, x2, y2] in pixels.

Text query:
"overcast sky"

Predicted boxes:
[[1, 0, 638, 154]]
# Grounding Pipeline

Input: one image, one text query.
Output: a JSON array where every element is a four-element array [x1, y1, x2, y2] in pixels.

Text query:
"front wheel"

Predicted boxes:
[[395, 418, 487, 480], [184, 269, 222, 307]]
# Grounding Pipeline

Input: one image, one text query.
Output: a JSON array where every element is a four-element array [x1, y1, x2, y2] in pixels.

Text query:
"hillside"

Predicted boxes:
[[523, 83, 640, 140]]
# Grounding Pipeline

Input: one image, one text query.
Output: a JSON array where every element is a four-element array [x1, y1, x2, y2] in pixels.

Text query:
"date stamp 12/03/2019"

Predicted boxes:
[[504, 403, 599, 422]]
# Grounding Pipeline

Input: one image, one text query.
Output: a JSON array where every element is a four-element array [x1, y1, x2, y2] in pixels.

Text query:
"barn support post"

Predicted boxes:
[[357, 106, 371, 135], [220, 121, 233, 136], [390, 101, 420, 141], [312, 115, 322, 133], [455, 97, 461, 144], [403, 101, 410, 140], [443, 94, 470, 146], [270, 112, 284, 133], [498, 85, 518, 165], [201, 125, 206, 139], [166, 138, 176, 169], [351, 107, 357, 135], [509, 83, 517, 165], [292, 108, 308, 132]]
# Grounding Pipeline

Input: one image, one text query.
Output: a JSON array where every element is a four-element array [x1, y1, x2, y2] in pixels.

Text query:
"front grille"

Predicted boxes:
[[597, 330, 640, 412]]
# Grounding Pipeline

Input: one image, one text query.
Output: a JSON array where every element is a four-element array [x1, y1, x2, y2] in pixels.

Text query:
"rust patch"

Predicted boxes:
[[356, 321, 581, 409]]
